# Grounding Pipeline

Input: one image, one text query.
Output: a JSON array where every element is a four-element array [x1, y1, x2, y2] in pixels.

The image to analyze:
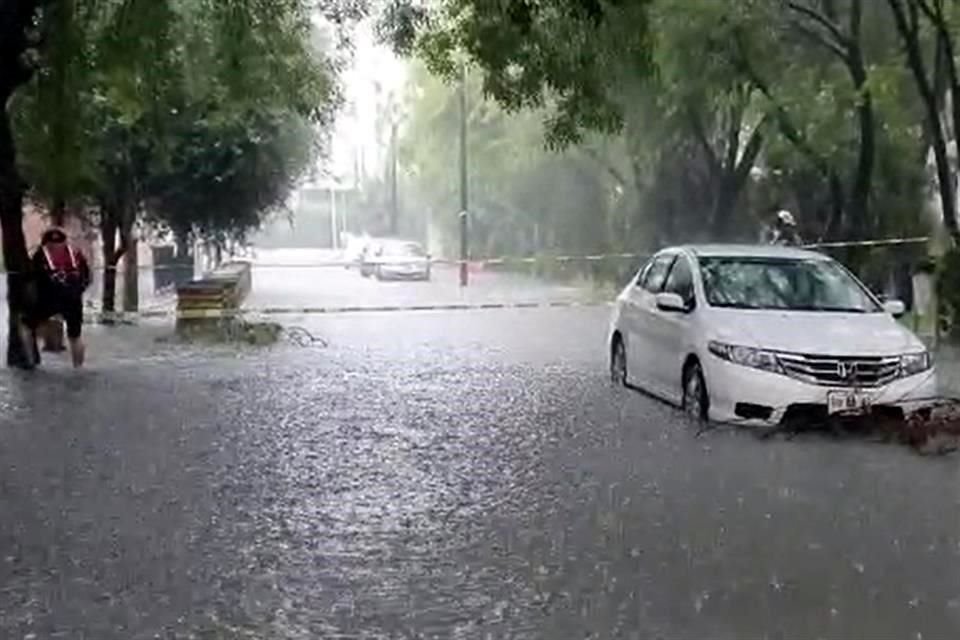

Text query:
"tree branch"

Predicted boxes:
[[914, 0, 940, 23], [732, 30, 831, 177], [723, 99, 744, 172], [788, 18, 850, 63], [686, 106, 721, 177], [580, 146, 629, 188], [733, 115, 768, 184], [786, 1, 851, 49]]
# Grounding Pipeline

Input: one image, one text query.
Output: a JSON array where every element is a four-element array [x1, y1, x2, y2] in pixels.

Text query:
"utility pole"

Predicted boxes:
[[390, 119, 399, 235], [458, 62, 469, 287], [330, 184, 338, 250]]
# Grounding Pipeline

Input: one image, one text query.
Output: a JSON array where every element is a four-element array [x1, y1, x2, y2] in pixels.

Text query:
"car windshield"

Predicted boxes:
[[699, 256, 882, 313], [385, 243, 425, 257]]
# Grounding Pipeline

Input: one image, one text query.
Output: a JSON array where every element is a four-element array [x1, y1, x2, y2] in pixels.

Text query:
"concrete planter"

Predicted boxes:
[[175, 261, 252, 336]]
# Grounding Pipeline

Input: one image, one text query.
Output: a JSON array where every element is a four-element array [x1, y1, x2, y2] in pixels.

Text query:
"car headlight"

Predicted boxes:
[[708, 341, 783, 373], [900, 351, 932, 377]]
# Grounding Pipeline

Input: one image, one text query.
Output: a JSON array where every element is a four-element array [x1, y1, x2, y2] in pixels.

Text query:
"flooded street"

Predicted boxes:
[[2, 251, 960, 638]]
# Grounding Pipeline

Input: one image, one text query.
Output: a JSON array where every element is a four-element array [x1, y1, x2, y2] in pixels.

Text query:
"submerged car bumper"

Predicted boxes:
[[703, 356, 938, 426], [378, 265, 430, 279]]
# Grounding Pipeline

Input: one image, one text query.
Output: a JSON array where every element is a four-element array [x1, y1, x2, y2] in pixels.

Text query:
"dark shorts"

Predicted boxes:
[[28, 292, 84, 339]]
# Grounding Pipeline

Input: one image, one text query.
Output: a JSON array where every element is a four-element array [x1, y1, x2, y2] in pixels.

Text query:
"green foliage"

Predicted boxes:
[[385, 0, 653, 148], [11, 0, 342, 246], [386, 0, 939, 257], [938, 248, 960, 340], [399, 61, 628, 257], [145, 108, 317, 244]]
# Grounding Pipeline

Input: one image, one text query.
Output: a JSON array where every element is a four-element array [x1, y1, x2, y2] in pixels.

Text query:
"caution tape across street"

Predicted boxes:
[[80, 299, 610, 322], [0, 238, 934, 276]]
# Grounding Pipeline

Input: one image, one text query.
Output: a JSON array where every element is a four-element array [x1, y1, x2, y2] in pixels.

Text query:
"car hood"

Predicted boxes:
[[706, 308, 925, 355], [381, 257, 428, 267]]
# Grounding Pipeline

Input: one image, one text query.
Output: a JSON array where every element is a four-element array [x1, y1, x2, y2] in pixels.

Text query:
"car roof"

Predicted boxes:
[[672, 243, 830, 260]]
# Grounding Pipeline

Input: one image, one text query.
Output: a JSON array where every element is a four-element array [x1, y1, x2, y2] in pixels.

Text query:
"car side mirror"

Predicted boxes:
[[656, 292, 689, 313], [883, 299, 906, 317]]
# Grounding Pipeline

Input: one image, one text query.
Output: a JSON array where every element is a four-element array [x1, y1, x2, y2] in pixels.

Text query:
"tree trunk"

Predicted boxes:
[[888, 0, 960, 243], [99, 207, 120, 322], [122, 234, 138, 313], [51, 197, 66, 227], [174, 230, 193, 287], [714, 118, 766, 241], [175, 231, 190, 261], [711, 179, 740, 241], [848, 38, 875, 239], [0, 101, 34, 368]]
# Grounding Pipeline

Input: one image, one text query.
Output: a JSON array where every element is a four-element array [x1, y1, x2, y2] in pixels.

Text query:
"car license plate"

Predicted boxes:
[[827, 390, 871, 415]]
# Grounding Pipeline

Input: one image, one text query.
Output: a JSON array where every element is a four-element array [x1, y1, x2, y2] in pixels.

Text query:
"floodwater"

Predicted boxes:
[[0, 250, 959, 638]]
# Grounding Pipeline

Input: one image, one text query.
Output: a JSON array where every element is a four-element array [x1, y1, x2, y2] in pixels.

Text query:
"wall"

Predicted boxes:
[[22, 205, 158, 306]]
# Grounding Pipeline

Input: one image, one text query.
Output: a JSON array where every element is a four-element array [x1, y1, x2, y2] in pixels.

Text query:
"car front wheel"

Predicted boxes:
[[683, 361, 709, 421], [610, 338, 627, 386]]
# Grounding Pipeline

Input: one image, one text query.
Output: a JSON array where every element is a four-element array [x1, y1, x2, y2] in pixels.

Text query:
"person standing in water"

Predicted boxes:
[[25, 227, 91, 368]]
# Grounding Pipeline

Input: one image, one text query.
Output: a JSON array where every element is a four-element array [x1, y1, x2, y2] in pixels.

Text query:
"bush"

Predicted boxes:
[[936, 248, 960, 340]]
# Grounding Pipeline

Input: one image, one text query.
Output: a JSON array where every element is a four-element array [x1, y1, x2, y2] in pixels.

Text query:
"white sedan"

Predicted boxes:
[[608, 244, 937, 426], [374, 240, 432, 281]]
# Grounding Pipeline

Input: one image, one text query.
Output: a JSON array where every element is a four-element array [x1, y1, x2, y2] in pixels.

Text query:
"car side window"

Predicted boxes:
[[641, 254, 675, 293], [663, 255, 695, 307]]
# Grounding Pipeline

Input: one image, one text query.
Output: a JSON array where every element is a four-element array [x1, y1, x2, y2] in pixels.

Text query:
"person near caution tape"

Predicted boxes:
[[23, 227, 92, 368], [761, 209, 803, 247]]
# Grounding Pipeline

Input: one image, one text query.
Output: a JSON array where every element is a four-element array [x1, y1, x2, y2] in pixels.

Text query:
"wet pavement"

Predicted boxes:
[[2, 250, 960, 638]]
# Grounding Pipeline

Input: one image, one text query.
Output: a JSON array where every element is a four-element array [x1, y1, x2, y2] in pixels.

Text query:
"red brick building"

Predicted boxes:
[[22, 204, 96, 259]]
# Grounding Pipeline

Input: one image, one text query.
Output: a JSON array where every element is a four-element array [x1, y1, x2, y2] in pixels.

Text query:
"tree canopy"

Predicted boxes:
[[0, 0, 360, 365], [385, 0, 952, 257]]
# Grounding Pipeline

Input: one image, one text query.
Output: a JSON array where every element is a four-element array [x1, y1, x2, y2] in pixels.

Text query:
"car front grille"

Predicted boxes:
[[777, 352, 901, 388]]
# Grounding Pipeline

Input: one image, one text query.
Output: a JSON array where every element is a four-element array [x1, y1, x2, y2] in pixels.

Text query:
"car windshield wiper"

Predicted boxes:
[[792, 305, 869, 313], [709, 301, 765, 309]]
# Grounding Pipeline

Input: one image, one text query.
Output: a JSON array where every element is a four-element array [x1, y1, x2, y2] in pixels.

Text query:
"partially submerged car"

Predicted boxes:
[[341, 234, 370, 270], [374, 240, 431, 281], [609, 244, 937, 426]]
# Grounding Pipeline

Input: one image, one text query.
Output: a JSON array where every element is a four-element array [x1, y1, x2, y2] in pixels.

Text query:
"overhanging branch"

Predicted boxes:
[[786, 1, 852, 49]]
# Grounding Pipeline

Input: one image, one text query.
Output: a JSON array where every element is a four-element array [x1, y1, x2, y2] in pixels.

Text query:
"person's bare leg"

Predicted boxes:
[[42, 318, 67, 352], [68, 337, 85, 368]]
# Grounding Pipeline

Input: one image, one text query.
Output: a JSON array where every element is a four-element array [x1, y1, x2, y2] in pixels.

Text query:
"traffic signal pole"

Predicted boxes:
[[458, 62, 469, 287]]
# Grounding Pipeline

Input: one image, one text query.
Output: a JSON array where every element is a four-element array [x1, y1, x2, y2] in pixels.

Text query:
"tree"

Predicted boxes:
[[145, 108, 317, 253], [400, 62, 628, 257], [886, 0, 960, 245], [648, 1, 769, 239], [7, 0, 340, 330], [387, 0, 937, 253], [384, 0, 654, 147], [782, 0, 875, 239], [1, 1, 50, 368]]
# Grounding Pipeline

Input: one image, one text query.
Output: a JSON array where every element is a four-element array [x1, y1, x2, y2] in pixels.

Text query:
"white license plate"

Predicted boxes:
[[827, 390, 871, 415]]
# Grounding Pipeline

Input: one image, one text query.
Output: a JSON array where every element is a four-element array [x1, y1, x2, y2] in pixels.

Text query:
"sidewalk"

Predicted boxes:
[[83, 287, 176, 322]]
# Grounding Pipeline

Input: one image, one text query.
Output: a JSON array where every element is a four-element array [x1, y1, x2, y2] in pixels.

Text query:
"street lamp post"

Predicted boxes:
[[390, 119, 399, 235], [330, 180, 338, 250], [458, 62, 469, 287]]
